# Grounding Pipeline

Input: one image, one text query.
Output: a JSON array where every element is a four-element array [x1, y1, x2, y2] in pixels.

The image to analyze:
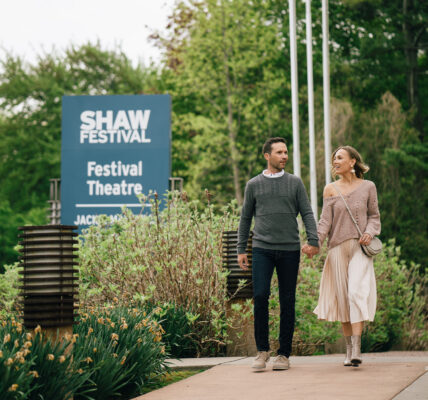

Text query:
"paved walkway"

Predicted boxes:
[[135, 352, 428, 400]]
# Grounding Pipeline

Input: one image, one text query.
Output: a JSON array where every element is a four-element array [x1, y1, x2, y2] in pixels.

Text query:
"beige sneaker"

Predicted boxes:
[[252, 351, 270, 370], [272, 355, 289, 370]]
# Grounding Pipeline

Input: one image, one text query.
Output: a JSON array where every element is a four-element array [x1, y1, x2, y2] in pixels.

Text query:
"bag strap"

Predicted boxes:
[[332, 182, 363, 237]]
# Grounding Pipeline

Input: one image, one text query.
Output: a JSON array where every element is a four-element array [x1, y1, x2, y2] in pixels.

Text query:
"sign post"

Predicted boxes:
[[61, 94, 171, 231]]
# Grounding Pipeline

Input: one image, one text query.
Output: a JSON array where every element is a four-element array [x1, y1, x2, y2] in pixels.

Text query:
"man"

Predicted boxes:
[[237, 137, 319, 371]]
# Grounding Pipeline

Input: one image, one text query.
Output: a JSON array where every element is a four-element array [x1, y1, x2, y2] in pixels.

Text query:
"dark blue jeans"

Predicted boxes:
[[252, 247, 300, 357]]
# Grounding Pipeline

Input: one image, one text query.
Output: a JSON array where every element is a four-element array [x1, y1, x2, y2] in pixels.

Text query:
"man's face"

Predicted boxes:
[[264, 142, 288, 172]]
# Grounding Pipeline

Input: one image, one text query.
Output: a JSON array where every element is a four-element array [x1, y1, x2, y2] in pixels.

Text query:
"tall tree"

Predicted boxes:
[[0, 43, 159, 266], [155, 0, 293, 204]]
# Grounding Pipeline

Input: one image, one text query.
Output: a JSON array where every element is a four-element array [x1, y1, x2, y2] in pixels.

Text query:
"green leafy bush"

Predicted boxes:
[[0, 262, 21, 319], [0, 318, 91, 400], [78, 191, 240, 356], [0, 306, 169, 400], [144, 302, 199, 358], [73, 304, 168, 399], [362, 239, 427, 352], [0, 318, 36, 399]]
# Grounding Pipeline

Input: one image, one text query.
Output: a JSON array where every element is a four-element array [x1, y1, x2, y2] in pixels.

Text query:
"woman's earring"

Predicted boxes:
[[351, 167, 355, 174]]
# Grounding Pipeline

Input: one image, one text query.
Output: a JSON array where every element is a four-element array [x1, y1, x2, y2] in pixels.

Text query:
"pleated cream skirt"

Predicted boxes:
[[314, 238, 377, 323]]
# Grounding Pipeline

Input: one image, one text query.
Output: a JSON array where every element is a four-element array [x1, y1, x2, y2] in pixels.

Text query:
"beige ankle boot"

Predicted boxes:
[[351, 335, 362, 366], [344, 336, 352, 366]]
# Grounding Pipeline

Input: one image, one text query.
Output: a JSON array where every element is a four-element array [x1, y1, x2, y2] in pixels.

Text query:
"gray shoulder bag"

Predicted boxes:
[[333, 182, 382, 257]]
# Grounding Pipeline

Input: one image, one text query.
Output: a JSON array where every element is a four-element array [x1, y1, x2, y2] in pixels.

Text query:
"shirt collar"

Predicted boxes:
[[262, 169, 285, 178]]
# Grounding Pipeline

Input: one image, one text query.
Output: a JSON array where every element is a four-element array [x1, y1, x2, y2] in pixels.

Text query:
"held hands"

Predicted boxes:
[[238, 254, 249, 270], [301, 244, 319, 259], [359, 233, 373, 246]]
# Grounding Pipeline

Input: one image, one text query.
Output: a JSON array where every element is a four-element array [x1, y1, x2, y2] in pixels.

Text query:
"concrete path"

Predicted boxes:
[[135, 352, 428, 400]]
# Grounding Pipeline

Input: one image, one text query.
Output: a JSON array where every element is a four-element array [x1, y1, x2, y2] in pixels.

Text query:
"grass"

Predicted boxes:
[[138, 369, 205, 396]]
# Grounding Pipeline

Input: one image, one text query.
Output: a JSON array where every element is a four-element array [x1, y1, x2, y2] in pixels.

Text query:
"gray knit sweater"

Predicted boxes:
[[237, 173, 319, 253]]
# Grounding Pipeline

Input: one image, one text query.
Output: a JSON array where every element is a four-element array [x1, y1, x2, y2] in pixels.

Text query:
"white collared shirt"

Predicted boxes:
[[262, 169, 285, 178]]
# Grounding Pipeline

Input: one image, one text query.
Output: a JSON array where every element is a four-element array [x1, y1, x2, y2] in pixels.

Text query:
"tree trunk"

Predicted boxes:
[[402, 0, 425, 140]]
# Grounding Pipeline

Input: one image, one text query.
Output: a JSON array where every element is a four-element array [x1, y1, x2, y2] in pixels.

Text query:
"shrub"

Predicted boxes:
[[144, 302, 199, 358], [0, 262, 21, 319], [73, 303, 168, 399], [0, 318, 36, 399], [362, 239, 427, 352], [78, 191, 240, 355], [0, 318, 91, 400]]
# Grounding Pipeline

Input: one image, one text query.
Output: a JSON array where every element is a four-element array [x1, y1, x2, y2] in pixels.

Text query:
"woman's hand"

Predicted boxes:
[[359, 233, 373, 246]]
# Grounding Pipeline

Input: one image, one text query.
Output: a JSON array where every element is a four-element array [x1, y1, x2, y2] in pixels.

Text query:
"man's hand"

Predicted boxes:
[[301, 244, 319, 259], [238, 254, 249, 270]]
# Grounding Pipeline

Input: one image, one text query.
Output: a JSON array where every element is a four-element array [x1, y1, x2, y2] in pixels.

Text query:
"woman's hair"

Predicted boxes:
[[331, 145, 369, 179]]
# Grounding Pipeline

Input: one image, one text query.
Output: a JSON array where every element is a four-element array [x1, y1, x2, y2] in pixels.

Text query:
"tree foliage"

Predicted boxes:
[[0, 0, 427, 268]]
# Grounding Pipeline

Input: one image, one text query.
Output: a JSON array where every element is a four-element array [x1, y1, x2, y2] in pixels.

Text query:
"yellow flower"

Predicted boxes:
[[24, 341, 32, 349], [28, 370, 39, 378], [113, 297, 119, 303], [26, 333, 32, 341], [77, 368, 84, 374], [34, 325, 42, 334], [23, 349, 31, 357], [161, 346, 166, 354], [16, 324, 22, 333], [112, 353, 118, 358], [8, 384, 18, 392], [6, 358, 14, 366], [59, 355, 66, 363], [111, 333, 119, 341], [87, 327, 94, 336], [47, 354, 54, 361], [137, 338, 142, 343], [120, 323, 128, 330], [97, 317, 104, 324], [0, 350, 3, 358], [93, 347, 97, 353], [84, 357, 93, 364], [120, 356, 126, 365], [3, 334, 11, 344]]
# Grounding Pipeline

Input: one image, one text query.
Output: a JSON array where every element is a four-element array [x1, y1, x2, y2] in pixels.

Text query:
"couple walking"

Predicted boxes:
[[237, 137, 381, 371]]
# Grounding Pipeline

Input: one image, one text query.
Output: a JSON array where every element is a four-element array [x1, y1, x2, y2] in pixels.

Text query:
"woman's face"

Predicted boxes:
[[333, 149, 355, 176]]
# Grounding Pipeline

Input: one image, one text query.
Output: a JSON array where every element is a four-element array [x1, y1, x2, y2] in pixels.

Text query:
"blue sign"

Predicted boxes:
[[61, 95, 171, 230]]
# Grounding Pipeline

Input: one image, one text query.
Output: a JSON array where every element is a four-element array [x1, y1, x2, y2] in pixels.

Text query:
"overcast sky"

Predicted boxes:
[[0, 0, 175, 66]]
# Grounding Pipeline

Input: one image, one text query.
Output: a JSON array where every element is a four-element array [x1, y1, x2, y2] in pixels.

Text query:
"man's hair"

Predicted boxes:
[[262, 137, 287, 155]]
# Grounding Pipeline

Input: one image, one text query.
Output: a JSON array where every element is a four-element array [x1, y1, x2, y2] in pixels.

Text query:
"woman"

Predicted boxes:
[[314, 145, 380, 367]]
